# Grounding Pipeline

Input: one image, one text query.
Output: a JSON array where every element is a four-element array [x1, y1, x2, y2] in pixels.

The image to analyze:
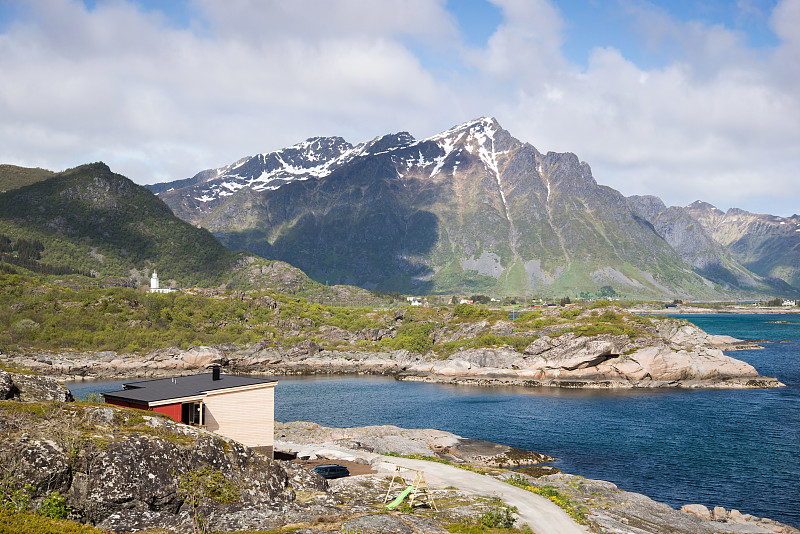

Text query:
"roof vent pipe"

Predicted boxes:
[[212, 365, 221, 381]]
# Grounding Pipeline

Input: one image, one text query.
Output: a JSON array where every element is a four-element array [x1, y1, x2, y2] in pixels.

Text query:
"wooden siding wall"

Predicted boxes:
[[203, 386, 274, 448], [152, 402, 183, 422]]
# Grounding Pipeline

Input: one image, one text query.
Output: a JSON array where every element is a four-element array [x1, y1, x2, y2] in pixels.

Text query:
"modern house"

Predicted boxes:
[[102, 366, 277, 455]]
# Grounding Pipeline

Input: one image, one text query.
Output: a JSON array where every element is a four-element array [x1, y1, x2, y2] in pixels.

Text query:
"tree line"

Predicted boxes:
[[0, 233, 92, 277]]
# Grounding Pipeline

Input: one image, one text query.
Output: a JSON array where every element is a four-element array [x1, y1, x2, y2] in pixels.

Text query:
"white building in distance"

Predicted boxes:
[[150, 271, 175, 293]]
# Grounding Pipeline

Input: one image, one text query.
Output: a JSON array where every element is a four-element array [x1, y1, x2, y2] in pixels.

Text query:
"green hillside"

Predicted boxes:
[[0, 162, 237, 286], [0, 164, 55, 192]]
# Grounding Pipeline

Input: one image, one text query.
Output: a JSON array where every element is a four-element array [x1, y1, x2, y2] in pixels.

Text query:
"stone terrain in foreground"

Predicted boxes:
[[276, 421, 800, 534], [0, 373, 796, 534]]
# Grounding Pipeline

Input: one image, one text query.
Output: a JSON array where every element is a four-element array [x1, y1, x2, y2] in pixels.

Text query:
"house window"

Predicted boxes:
[[181, 402, 205, 426]]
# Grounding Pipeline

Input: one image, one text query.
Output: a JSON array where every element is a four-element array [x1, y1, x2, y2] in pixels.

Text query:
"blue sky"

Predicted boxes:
[[0, 0, 798, 216]]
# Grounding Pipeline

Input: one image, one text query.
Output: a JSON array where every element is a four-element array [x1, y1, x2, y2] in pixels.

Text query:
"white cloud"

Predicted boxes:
[[0, 0, 463, 182], [192, 0, 459, 44], [0, 0, 798, 216], [489, 0, 800, 216], [467, 0, 567, 82]]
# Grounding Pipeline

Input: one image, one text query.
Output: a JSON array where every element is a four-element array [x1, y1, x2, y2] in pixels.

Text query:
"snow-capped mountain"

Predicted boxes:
[[148, 118, 796, 298], [148, 131, 415, 215], [149, 118, 519, 216]]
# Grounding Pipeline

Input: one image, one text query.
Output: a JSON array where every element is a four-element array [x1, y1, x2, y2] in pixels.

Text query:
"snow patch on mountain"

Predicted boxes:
[[175, 117, 513, 207]]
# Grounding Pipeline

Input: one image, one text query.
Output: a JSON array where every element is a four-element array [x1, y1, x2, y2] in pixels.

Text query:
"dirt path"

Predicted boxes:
[[375, 456, 587, 534], [277, 440, 587, 534]]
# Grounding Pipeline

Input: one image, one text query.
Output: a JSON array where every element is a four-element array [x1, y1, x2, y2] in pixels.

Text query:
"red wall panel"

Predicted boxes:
[[152, 402, 182, 422], [104, 398, 148, 411]]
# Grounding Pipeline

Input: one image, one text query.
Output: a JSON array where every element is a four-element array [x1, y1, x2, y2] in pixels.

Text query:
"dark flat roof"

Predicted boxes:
[[102, 373, 276, 404]]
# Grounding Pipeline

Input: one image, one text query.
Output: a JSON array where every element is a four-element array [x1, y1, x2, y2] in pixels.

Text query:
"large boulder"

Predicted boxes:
[[0, 403, 294, 532], [448, 347, 524, 369], [0, 370, 74, 401], [0, 370, 13, 399]]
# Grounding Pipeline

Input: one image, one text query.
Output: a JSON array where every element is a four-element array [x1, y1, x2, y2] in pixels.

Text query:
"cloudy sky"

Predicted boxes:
[[1, 0, 798, 216]]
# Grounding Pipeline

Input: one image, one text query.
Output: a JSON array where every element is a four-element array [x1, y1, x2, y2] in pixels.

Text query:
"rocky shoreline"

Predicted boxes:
[[1, 370, 797, 534], [1, 317, 784, 389], [634, 305, 800, 314], [274, 421, 799, 534]]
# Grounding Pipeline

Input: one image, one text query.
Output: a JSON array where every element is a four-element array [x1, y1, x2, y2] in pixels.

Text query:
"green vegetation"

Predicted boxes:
[[0, 162, 237, 287], [177, 467, 239, 533], [565, 309, 650, 339], [0, 510, 105, 534], [434, 334, 536, 358], [0, 165, 55, 192], [476, 500, 517, 529], [0, 272, 388, 354], [446, 498, 523, 533], [0, 234, 90, 277], [35, 493, 70, 520], [0, 272, 663, 358], [446, 524, 530, 534], [380, 322, 435, 353], [453, 303, 490, 318], [505, 475, 587, 524]]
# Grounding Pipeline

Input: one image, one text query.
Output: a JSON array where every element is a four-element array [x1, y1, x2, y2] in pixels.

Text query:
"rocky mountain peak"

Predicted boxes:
[[686, 200, 724, 217], [144, 118, 800, 297], [425, 117, 519, 154], [362, 132, 416, 155], [628, 195, 669, 220]]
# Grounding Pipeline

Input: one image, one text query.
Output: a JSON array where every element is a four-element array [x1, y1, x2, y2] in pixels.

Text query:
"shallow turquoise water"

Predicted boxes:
[[67, 313, 800, 527]]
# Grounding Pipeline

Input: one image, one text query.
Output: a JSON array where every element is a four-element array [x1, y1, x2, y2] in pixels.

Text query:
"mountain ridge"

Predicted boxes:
[[684, 201, 800, 290], [149, 118, 797, 298]]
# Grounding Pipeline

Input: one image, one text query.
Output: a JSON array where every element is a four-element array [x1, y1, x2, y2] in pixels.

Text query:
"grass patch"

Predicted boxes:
[[567, 323, 640, 339], [504, 475, 587, 524], [0, 362, 38, 375], [0, 510, 105, 533], [433, 334, 537, 357]]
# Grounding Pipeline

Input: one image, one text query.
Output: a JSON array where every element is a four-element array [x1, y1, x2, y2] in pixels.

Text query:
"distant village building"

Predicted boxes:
[[103, 367, 277, 455], [149, 271, 175, 293]]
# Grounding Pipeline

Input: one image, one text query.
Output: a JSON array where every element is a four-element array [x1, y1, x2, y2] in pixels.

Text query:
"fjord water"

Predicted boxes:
[[69, 314, 799, 527], [274, 314, 799, 527]]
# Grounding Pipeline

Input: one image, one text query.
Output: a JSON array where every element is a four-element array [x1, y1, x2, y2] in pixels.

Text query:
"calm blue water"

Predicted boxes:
[[67, 314, 800, 527]]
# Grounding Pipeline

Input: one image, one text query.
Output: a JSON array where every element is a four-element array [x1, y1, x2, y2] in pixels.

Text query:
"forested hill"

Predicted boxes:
[[0, 164, 55, 192], [0, 163, 237, 286]]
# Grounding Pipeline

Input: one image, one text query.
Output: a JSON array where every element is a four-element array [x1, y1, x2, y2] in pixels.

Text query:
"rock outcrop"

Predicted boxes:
[[0, 310, 784, 390], [275, 421, 553, 467], [0, 402, 299, 532], [680, 504, 797, 533], [398, 322, 781, 388], [0, 369, 74, 401]]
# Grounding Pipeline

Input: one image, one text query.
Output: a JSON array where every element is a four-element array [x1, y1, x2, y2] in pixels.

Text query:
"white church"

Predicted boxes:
[[149, 271, 176, 294]]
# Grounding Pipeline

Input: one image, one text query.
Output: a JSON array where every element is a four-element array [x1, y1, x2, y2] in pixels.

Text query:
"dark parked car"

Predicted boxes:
[[313, 464, 350, 479]]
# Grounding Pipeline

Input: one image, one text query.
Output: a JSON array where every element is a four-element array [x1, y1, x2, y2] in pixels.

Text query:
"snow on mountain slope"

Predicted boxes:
[[151, 118, 515, 209]]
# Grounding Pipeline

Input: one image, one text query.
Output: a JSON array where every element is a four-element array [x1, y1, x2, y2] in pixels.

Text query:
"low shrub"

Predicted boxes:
[[36, 492, 70, 519], [478, 501, 517, 529], [452, 304, 490, 319], [0, 510, 105, 533], [379, 322, 434, 354], [559, 308, 581, 320]]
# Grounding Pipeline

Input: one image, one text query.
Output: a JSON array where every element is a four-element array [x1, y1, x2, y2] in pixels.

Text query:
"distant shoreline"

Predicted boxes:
[[636, 306, 800, 314]]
